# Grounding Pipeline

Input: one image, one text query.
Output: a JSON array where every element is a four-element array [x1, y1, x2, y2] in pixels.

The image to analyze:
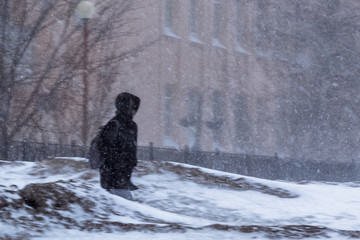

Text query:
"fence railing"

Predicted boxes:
[[2, 141, 360, 182]]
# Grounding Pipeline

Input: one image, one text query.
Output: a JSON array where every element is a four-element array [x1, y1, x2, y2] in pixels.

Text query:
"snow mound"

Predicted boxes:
[[0, 159, 359, 239]]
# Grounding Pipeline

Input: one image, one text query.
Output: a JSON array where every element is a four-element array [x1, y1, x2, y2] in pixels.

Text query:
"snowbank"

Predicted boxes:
[[0, 159, 359, 239]]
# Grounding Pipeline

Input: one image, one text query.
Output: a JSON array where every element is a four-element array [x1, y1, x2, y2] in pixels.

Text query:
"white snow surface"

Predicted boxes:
[[0, 158, 359, 239]]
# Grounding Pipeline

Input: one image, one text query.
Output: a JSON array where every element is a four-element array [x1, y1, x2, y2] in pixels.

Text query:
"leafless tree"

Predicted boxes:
[[0, 0, 154, 159]]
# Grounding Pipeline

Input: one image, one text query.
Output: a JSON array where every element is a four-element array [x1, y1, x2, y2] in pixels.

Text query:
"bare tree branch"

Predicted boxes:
[[0, 0, 152, 158]]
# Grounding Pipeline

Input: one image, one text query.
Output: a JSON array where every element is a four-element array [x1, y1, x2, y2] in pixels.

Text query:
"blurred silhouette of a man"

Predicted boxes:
[[98, 92, 140, 199]]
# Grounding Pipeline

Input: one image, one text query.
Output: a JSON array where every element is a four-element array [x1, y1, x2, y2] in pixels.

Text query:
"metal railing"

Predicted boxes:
[[2, 141, 360, 182]]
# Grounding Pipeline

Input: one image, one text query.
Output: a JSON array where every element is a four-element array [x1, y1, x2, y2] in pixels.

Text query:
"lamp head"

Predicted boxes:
[[76, 1, 95, 19]]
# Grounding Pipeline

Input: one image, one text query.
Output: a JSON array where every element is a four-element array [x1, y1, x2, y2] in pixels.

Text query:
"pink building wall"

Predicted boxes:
[[108, 0, 282, 155], [104, 0, 360, 162]]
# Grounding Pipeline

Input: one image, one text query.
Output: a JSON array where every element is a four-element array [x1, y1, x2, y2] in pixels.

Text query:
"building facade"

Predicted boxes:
[[111, 0, 360, 162], [6, 0, 360, 163]]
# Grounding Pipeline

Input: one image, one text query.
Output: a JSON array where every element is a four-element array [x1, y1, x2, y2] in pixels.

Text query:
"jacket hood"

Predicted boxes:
[[115, 92, 140, 117]]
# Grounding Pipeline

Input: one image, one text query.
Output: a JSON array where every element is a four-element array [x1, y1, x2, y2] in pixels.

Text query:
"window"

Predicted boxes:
[[163, 84, 178, 148], [233, 93, 251, 153], [164, 0, 179, 38], [189, 0, 197, 36], [213, 0, 221, 40], [235, 0, 246, 53], [165, 0, 173, 31], [179, 89, 203, 150], [212, 0, 225, 48], [254, 0, 268, 57], [206, 90, 225, 150], [189, 0, 202, 43]]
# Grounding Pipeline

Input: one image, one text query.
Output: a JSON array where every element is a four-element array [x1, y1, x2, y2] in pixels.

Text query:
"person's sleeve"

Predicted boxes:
[[101, 121, 118, 147], [133, 123, 138, 166]]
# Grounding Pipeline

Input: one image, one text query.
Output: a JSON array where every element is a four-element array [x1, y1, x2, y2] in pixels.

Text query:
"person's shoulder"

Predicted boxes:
[[130, 120, 137, 129], [103, 119, 119, 131]]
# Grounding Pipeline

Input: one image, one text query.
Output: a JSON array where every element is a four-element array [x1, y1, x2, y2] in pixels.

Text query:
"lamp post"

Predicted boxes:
[[76, 1, 95, 145]]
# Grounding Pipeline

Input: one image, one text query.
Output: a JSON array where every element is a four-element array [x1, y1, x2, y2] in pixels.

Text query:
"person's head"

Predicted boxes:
[[115, 92, 140, 117]]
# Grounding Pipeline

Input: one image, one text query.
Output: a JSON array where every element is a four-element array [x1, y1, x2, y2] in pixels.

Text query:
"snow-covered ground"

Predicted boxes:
[[0, 158, 359, 239]]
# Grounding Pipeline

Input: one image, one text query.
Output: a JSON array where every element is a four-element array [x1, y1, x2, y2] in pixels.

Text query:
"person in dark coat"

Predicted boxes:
[[99, 92, 140, 195]]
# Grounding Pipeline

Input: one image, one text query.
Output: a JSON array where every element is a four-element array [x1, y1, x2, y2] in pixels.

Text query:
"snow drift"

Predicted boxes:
[[0, 158, 359, 239]]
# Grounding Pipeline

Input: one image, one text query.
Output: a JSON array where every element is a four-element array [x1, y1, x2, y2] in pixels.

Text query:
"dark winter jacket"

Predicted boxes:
[[99, 92, 140, 190]]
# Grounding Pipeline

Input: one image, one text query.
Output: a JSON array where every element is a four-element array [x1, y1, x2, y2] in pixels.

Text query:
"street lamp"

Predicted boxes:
[[76, 1, 95, 145]]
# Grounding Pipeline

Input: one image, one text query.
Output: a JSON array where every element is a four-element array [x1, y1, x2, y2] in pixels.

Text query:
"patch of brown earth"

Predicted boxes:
[[136, 161, 298, 198]]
